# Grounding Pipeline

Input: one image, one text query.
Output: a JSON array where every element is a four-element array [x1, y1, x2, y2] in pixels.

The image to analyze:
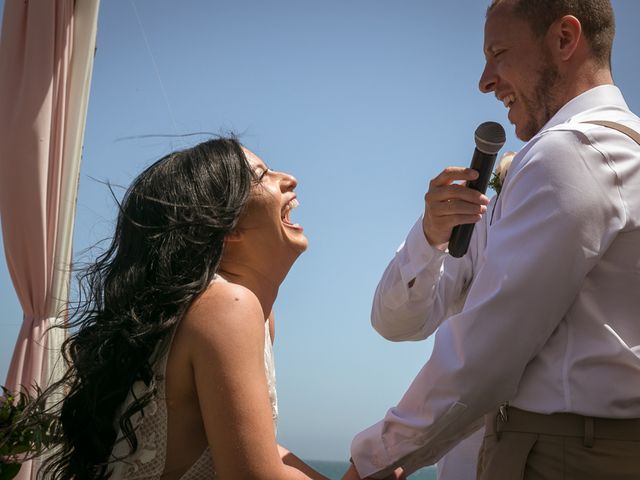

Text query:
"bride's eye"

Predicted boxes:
[[257, 168, 269, 182]]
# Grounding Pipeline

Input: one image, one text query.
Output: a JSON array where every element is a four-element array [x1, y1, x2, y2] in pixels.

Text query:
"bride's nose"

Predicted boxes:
[[280, 172, 298, 191]]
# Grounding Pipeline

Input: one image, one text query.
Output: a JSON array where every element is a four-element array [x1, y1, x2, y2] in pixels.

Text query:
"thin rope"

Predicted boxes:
[[115, 132, 220, 142], [129, 0, 179, 134]]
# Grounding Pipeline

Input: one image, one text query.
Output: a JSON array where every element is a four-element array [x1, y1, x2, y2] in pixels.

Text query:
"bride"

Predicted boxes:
[[42, 137, 328, 479]]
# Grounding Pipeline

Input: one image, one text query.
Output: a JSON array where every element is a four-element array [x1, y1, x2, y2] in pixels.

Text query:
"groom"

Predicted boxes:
[[345, 0, 640, 478]]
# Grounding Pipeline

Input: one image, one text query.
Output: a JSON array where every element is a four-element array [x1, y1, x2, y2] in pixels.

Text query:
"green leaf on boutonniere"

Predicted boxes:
[[488, 171, 503, 194]]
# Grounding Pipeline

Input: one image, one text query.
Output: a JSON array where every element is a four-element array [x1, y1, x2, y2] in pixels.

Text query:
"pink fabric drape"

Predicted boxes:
[[0, 0, 74, 391], [0, 0, 99, 478]]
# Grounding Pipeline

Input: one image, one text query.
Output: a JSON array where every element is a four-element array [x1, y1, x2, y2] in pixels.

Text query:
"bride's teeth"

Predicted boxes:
[[281, 198, 299, 221]]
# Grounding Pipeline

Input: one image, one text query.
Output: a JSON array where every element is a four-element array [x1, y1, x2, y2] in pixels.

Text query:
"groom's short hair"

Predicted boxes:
[[487, 0, 615, 68]]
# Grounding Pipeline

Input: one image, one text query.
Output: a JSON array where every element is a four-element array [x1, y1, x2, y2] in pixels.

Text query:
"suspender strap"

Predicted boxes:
[[583, 120, 640, 146]]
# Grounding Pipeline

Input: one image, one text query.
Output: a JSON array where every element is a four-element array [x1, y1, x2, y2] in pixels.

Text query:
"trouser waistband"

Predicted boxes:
[[484, 406, 640, 447]]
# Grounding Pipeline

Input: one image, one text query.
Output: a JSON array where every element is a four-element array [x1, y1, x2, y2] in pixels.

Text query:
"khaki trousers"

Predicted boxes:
[[477, 407, 640, 480]]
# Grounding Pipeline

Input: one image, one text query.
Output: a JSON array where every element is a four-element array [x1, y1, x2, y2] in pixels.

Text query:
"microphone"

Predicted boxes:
[[448, 121, 506, 258]]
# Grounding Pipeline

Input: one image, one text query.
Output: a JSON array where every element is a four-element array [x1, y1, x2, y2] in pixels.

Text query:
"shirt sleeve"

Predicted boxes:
[[371, 208, 488, 342], [351, 129, 625, 478]]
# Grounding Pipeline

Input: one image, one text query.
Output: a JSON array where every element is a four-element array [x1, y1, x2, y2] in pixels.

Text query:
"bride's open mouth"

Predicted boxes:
[[281, 197, 303, 231]]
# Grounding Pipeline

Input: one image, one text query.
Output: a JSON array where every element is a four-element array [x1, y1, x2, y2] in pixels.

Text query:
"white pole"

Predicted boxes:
[[47, 0, 101, 393]]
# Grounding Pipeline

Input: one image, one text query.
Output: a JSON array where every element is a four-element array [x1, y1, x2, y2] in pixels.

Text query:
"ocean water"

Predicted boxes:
[[306, 460, 436, 480]]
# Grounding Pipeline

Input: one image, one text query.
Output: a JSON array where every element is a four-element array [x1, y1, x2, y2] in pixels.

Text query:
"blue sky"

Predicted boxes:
[[2, 0, 640, 462]]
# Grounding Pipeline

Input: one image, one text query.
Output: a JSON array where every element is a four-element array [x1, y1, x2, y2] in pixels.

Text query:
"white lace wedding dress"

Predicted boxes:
[[108, 281, 278, 479]]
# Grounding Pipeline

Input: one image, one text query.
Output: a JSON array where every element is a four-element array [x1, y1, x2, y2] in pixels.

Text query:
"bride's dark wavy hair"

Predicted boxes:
[[40, 137, 256, 479]]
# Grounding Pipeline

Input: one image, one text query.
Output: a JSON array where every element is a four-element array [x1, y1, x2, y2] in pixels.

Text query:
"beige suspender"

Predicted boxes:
[[583, 120, 640, 146]]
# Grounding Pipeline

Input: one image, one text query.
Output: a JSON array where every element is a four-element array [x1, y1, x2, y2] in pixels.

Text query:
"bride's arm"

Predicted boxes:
[[184, 282, 327, 480], [278, 445, 330, 479], [268, 310, 275, 343]]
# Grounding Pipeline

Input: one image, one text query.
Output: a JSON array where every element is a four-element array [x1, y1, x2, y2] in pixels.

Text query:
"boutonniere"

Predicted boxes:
[[488, 151, 516, 195]]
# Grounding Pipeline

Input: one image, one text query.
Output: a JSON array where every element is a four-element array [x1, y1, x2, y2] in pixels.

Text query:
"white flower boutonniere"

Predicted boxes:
[[488, 151, 516, 194]]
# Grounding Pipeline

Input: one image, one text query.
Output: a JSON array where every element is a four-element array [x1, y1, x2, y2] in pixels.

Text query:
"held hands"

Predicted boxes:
[[422, 167, 490, 250], [342, 463, 406, 480]]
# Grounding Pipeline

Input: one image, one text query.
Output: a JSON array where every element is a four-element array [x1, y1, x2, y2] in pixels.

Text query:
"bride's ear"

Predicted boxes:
[[224, 229, 243, 243]]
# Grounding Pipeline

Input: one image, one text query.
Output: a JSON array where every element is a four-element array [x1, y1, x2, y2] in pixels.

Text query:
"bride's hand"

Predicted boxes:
[[342, 463, 406, 480], [341, 464, 360, 480]]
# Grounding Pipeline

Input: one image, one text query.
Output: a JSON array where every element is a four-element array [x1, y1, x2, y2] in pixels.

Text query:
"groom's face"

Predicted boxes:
[[478, 2, 562, 141]]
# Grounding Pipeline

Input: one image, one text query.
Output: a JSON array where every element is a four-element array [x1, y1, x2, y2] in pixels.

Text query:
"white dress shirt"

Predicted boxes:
[[351, 85, 640, 478], [371, 199, 494, 480]]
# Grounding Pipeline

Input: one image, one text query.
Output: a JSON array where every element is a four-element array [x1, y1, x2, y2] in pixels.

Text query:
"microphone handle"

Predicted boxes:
[[448, 148, 498, 258]]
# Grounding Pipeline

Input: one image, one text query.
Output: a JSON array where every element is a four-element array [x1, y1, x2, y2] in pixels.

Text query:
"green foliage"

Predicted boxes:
[[488, 171, 503, 194], [0, 461, 22, 480], [0, 386, 62, 479]]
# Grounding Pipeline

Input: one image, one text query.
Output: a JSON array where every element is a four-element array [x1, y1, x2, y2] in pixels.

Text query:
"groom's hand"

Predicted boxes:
[[423, 166, 489, 250], [342, 463, 406, 480]]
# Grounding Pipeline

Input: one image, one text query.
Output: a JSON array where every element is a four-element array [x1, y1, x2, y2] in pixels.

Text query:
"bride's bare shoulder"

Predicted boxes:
[[181, 281, 264, 349]]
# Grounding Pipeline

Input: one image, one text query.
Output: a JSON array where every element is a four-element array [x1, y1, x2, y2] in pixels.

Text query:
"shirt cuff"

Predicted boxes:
[[350, 421, 396, 479], [398, 217, 447, 286]]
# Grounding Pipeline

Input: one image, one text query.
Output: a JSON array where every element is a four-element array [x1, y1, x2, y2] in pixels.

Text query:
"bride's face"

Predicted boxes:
[[236, 148, 308, 257]]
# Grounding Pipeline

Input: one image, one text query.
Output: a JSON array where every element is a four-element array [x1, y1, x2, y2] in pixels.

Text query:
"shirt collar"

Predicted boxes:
[[539, 84, 629, 133]]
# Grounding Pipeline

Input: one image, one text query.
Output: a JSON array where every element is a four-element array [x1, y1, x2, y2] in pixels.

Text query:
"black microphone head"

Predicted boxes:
[[475, 121, 506, 155]]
